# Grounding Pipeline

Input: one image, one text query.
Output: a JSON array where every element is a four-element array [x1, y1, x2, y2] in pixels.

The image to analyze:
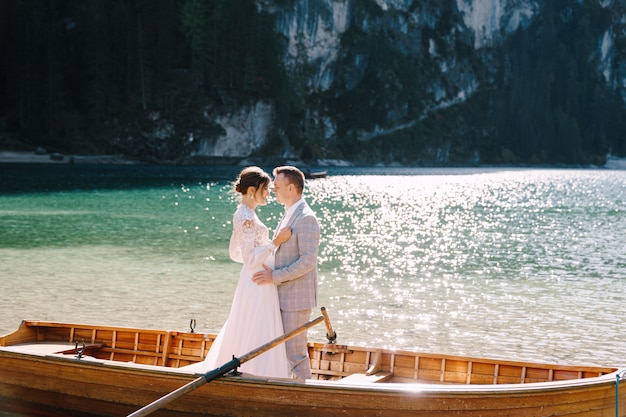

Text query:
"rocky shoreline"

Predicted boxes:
[[0, 150, 356, 169], [0, 150, 248, 166], [0, 151, 141, 165], [2, 149, 621, 170]]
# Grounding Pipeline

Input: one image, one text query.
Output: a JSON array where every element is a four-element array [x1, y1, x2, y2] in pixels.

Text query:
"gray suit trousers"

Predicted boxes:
[[281, 308, 312, 379]]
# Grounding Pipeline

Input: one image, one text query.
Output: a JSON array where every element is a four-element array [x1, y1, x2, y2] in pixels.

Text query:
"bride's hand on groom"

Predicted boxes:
[[252, 264, 273, 285], [273, 227, 291, 246]]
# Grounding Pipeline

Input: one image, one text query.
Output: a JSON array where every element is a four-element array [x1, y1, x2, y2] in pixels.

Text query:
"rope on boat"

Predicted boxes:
[[616, 369, 626, 417]]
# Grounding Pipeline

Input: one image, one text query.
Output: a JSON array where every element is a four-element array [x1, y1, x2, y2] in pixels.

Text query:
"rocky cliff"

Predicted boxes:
[[199, 0, 626, 165], [3, 0, 625, 165]]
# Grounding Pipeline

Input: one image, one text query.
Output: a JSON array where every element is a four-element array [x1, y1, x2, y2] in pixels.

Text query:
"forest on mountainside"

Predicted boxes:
[[1, 0, 625, 165], [0, 0, 291, 161]]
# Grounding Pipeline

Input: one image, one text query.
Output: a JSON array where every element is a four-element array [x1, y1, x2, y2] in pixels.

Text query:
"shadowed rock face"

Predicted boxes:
[[195, 1, 465, 157], [5, 1, 623, 165], [193, 0, 626, 164]]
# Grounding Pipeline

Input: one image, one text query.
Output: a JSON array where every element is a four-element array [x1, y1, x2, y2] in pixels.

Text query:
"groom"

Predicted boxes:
[[252, 166, 320, 379]]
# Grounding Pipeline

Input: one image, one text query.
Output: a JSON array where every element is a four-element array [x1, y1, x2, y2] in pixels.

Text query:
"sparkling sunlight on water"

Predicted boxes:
[[1, 167, 625, 366]]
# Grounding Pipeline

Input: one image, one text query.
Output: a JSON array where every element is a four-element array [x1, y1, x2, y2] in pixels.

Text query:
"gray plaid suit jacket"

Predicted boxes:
[[273, 201, 320, 311]]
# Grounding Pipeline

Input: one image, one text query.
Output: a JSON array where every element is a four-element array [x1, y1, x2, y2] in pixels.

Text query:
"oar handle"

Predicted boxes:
[[127, 314, 325, 417], [321, 306, 337, 343]]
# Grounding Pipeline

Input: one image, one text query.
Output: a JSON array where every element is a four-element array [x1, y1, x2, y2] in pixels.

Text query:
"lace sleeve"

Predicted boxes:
[[229, 207, 275, 268]]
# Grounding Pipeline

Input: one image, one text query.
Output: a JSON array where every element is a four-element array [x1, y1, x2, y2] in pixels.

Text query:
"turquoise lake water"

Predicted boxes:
[[1, 164, 626, 367]]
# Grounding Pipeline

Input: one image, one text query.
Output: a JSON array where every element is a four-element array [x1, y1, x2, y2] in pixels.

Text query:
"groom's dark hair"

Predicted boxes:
[[273, 166, 305, 194]]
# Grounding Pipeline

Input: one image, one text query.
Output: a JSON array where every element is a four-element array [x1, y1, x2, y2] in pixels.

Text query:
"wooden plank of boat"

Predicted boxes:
[[1, 319, 626, 416]]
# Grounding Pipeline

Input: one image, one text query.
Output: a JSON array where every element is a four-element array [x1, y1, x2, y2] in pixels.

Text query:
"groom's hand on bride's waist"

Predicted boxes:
[[252, 264, 273, 285]]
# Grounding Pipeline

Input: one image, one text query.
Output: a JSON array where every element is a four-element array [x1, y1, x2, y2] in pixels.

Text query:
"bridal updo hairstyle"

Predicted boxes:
[[235, 166, 271, 195]]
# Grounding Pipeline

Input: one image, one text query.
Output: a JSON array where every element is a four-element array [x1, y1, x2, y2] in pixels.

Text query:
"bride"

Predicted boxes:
[[200, 166, 291, 378]]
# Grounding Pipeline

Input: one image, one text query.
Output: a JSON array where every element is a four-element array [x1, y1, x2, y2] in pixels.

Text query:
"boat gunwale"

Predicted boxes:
[[2, 320, 617, 373], [0, 347, 626, 396], [1, 341, 623, 397]]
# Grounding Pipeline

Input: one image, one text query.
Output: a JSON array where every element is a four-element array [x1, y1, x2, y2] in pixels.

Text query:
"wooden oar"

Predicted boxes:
[[321, 306, 337, 343], [127, 314, 325, 417]]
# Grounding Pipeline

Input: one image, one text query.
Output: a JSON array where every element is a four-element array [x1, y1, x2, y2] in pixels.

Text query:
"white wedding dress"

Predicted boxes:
[[199, 204, 290, 378]]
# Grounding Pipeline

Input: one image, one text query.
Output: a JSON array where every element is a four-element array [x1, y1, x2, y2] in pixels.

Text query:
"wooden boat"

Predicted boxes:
[[304, 170, 327, 179], [1, 319, 626, 417]]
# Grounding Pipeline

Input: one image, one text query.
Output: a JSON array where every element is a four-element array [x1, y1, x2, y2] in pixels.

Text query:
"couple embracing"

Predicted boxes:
[[201, 166, 320, 379]]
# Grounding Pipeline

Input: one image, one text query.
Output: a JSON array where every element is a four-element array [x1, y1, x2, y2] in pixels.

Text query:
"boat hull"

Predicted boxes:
[[1, 350, 625, 417], [1, 320, 625, 416]]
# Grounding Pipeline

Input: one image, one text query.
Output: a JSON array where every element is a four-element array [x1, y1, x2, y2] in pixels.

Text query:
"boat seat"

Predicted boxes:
[[335, 371, 392, 384], [55, 343, 105, 355], [0, 342, 106, 358], [0, 343, 81, 355]]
